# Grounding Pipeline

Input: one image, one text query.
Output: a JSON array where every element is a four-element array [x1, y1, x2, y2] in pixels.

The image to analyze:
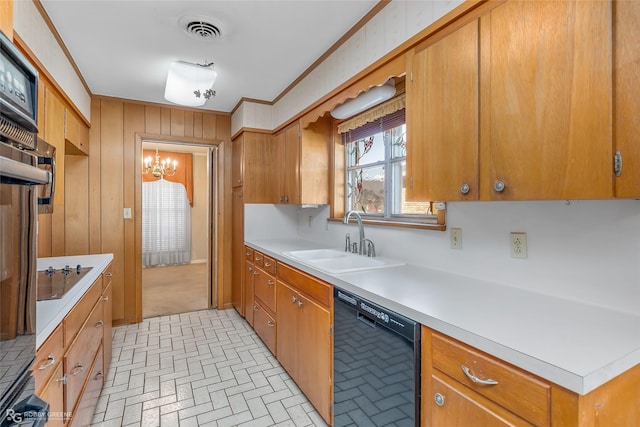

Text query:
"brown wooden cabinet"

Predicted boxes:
[[275, 263, 332, 424], [231, 131, 279, 202], [274, 117, 331, 205], [479, 0, 612, 201], [231, 188, 244, 316], [0, 0, 13, 39], [37, 364, 65, 427], [406, 18, 480, 202], [422, 326, 640, 426], [406, 1, 614, 202], [65, 108, 89, 156], [614, 0, 640, 198]]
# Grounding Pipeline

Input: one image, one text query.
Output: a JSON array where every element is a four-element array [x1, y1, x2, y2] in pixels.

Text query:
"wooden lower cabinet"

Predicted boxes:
[[243, 259, 255, 327], [253, 302, 276, 355], [422, 326, 640, 426], [275, 264, 332, 424], [34, 262, 113, 425]]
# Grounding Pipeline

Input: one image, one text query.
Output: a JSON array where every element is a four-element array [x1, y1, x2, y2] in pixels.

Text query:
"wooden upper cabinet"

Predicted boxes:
[[479, 1, 613, 200], [244, 132, 280, 203], [275, 116, 331, 205], [406, 19, 480, 202], [614, 1, 640, 198], [44, 84, 65, 205], [231, 134, 243, 187], [0, 0, 13, 40], [65, 109, 89, 156]]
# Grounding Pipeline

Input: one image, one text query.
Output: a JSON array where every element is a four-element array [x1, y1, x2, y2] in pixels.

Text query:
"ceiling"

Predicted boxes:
[[39, 0, 379, 113]]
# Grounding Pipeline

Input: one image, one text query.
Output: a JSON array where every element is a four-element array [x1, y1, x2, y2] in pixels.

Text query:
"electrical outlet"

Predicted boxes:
[[510, 232, 527, 258], [450, 228, 462, 249], [123, 208, 132, 219]]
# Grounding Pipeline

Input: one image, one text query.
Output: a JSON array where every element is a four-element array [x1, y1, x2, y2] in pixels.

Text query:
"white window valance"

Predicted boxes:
[[337, 93, 406, 135]]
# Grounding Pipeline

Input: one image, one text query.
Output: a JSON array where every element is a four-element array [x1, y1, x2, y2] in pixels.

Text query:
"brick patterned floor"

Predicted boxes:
[[91, 309, 329, 427]]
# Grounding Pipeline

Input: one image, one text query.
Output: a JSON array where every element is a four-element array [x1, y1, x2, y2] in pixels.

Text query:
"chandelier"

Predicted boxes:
[[143, 148, 177, 179]]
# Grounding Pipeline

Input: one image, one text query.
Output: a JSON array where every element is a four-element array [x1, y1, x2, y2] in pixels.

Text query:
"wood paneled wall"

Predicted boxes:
[[89, 97, 232, 324]]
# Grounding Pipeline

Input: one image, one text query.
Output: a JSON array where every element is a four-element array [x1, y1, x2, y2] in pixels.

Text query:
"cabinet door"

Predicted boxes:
[[275, 281, 298, 376], [38, 364, 65, 427], [253, 303, 276, 355], [243, 132, 280, 203], [231, 188, 244, 316], [430, 373, 532, 427], [282, 122, 301, 204], [406, 19, 479, 201], [243, 261, 255, 327], [297, 293, 332, 424], [614, 1, 640, 197], [481, 1, 612, 200], [231, 134, 243, 187], [254, 267, 276, 313], [44, 85, 66, 256]]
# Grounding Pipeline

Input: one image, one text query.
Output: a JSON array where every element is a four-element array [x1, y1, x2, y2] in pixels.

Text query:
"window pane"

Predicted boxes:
[[393, 160, 432, 215], [347, 166, 385, 214], [346, 133, 385, 167], [390, 124, 406, 159]]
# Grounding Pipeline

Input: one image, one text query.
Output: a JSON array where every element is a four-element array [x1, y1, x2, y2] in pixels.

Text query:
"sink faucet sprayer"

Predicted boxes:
[[343, 210, 375, 257]]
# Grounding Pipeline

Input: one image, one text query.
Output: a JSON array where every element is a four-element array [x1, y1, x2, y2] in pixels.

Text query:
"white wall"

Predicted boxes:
[[246, 200, 640, 316], [13, 1, 91, 121]]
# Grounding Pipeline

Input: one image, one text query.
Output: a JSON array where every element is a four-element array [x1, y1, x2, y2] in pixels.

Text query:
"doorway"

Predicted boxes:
[[140, 139, 217, 318]]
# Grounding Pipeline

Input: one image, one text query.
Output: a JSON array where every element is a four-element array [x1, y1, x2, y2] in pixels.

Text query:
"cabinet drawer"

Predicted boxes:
[[262, 255, 276, 275], [277, 263, 331, 308], [70, 349, 103, 427], [430, 372, 534, 427], [253, 251, 264, 268], [431, 332, 550, 426], [34, 324, 63, 392], [64, 277, 102, 346], [253, 303, 276, 355], [64, 302, 103, 413], [245, 246, 254, 262], [102, 262, 113, 290], [254, 267, 276, 313]]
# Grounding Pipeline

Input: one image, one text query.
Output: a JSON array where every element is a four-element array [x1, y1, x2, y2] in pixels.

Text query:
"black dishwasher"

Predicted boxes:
[[333, 287, 420, 427]]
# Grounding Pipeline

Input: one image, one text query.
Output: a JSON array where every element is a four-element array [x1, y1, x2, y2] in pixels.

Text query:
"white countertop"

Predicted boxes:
[[247, 238, 640, 395], [36, 254, 113, 348]]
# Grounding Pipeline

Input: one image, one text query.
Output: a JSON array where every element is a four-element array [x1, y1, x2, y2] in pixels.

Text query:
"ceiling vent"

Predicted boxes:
[[180, 16, 224, 40]]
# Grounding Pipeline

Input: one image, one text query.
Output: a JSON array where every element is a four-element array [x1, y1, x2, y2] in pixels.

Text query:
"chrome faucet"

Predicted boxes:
[[343, 210, 366, 256]]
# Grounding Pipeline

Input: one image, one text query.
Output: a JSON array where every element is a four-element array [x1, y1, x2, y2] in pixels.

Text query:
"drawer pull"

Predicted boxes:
[[57, 375, 67, 385], [291, 295, 297, 303], [253, 270, 259, 276], [96, 320, 104, 328], [264, 262, 271, 267], [297, 300, 303, 309], [434, 392, 445, 407], [267, 279, 274, 286], [94, 371, 104, 381], [246, 251, 251, 256], [105, 272, 113, 277], [461, 364, 499, 385], [254, 305, 259, 311], [38, 354, 56, 371], [267, 320, 274, 327], [102, 296, 109, 302], [255, 257, 262, 261], [71, 363, 85, 376]]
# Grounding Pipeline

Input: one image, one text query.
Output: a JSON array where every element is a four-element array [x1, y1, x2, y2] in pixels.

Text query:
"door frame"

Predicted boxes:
[[134, 132, 224, 322]]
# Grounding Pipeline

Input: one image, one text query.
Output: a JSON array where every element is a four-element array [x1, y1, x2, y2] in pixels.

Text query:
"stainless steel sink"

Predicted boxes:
[[283, 249, 404, 273]]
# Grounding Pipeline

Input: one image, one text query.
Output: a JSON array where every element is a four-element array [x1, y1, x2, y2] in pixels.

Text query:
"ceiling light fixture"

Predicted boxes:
[[330, 81, 396, 120], [164, 61, 218, 107]]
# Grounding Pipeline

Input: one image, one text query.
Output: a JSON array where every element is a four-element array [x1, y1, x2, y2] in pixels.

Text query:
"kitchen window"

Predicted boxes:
[[342, 107, 437, 224]]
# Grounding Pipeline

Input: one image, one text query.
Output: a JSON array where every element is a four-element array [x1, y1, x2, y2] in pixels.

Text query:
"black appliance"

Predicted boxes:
[[0, 29, 49, 426], [37, 265, 93, 301], [333, 287, 420, 427]]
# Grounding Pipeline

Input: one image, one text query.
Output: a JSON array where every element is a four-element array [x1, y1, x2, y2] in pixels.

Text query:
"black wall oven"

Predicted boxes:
[[0, 30, 50, 426]]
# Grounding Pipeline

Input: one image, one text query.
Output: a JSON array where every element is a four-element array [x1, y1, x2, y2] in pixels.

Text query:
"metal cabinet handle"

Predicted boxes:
[[267, 320, 274, 327], [71, 363, 85, 376], [96, 320, 104, 328], [105, 272, 113, 277], [267, 279, 274, 286], [493, 180, 505, 192], [297, 300, 303, 309], [248, 266, 253, 272], [255, 256, 262, 261], [253, 305, 259, 311], [264, 262, 271, 267], [56, 375, 67, 385], [291, 295, 297, 303], [461, 364, 499, 385], [94, 371, 104, 381], [246, 251, 251, 256], [434, 392, 445, 407], [38, 354, 56, 371], [102, 296, 109, 302], [253, 270, 259, 276], [460, 183, 470, 194]]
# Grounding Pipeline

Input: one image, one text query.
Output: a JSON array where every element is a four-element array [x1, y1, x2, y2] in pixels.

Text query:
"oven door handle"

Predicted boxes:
[[0, 155, 50, 185], [38, 156, 55, 204]]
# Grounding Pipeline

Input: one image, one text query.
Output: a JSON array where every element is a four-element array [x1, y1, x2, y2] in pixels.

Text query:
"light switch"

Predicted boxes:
[[123, 208, 132, 219]]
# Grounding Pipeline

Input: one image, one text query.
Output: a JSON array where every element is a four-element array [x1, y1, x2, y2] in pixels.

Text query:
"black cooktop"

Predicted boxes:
[[36, 265, 93, 301]]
